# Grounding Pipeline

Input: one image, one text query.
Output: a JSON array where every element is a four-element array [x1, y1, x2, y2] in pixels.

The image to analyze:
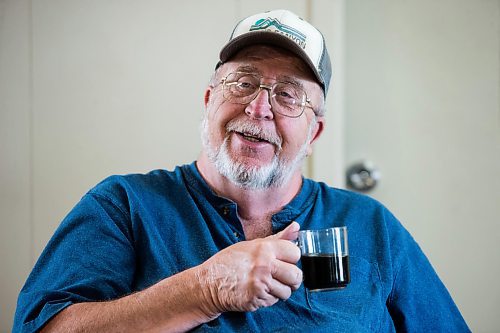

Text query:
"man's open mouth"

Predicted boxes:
[[225, 120, 282, 148], [237, 131, 269, 143]]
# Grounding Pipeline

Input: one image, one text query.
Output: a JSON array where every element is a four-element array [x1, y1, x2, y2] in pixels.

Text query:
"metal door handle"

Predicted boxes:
[[346, 160, 380, 192]]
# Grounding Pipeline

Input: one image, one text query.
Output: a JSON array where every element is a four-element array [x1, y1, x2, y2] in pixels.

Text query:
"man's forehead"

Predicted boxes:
[[225, 45, 316, 80], [226, 64, 304, 87]]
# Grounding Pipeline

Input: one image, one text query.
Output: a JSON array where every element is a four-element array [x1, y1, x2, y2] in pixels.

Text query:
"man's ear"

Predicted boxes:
[[310, 117, 325, 144], [204, 87, 212, 108], [306, 117, 325, 156]]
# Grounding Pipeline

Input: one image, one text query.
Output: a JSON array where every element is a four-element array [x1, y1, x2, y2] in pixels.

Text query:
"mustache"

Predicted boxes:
[[225, 119, 283, 149]]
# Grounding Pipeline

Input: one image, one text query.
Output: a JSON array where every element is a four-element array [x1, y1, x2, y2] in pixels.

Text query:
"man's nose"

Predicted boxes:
[[244, 88, 274, 120]]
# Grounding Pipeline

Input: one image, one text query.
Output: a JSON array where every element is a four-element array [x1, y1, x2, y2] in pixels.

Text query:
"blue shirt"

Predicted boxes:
[[13, 162, 470, 332]]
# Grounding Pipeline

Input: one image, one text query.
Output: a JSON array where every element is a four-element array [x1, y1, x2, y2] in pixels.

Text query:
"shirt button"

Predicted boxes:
[[222, 207, 230, 216]]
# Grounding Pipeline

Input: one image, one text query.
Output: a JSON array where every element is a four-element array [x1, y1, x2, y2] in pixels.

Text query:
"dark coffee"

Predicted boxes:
[[301, 254, 350, 291]]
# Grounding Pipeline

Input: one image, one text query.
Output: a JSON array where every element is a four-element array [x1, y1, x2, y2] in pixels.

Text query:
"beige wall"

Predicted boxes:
[[0, 1, 342, 331], [345, 1, 500, 331], [0, 0, 32, 331]]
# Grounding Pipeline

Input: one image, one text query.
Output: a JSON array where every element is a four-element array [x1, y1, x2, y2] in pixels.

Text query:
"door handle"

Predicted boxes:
[[346, 160, 380, 192]]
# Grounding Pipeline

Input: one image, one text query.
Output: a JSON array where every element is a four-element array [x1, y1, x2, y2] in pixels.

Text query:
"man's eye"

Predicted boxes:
[[275, 86, 300, 100], [236, 81, 256, 90], [276, 90, 293, 98]]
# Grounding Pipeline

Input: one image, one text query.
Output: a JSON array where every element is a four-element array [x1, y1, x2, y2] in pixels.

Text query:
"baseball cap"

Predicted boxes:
[[217, 9, 332, 96]]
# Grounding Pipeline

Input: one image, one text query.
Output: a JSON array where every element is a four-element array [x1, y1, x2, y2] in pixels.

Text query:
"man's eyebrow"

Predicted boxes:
[[277, 75, 305, 88], [233, 66, 306, 88], [235, 65, 261, 74]]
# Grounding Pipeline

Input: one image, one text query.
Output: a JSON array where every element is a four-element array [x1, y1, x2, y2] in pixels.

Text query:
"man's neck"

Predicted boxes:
[[196, 153, 303, 238]]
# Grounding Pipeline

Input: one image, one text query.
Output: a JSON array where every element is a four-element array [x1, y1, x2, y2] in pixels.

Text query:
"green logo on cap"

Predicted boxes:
[[250, 17, 306, 47]]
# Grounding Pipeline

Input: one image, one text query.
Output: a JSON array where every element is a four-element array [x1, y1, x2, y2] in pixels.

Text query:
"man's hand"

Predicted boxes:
[[41, 222, 302, 333], [196, 222, 302, 316]]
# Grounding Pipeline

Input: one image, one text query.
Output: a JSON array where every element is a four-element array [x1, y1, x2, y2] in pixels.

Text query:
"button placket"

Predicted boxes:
[[220, 205, 243, 241]]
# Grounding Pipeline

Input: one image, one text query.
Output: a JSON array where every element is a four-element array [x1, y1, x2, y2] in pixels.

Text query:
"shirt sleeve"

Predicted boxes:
[[13, 191, 136, 333], [386, 218, 471, 332]]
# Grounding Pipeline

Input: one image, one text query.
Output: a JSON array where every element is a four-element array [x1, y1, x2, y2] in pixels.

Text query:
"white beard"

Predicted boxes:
[[200, 114, 317, 190]]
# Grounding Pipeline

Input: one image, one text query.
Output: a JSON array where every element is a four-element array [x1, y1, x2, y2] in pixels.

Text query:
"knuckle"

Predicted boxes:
[[252, 263, 272, 279], [295, 268, 303, 282], [283, 288, 292, 300], [248, 276, 270, 296], [267, 297, 280, 306], [290, 269, 303, 290], [254, 239, 274, 255], [292, 246, 301, 261]]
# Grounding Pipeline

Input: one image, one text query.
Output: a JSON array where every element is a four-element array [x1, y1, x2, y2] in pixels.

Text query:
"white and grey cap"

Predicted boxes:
[[217, 9, 332, 96]]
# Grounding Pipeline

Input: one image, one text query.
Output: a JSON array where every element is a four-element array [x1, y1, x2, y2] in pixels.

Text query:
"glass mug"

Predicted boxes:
[[297, 226, 350, 292]]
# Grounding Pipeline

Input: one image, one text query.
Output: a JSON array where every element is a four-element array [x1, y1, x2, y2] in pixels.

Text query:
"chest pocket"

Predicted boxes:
[[305, 256, 384, 332]]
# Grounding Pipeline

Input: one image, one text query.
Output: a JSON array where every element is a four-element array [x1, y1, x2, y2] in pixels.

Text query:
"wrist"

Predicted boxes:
[[191, 264, 223, 321], [128, 266, 221, 332]]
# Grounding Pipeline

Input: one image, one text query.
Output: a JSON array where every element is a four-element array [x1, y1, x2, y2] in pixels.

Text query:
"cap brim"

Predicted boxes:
[[219, 31, 324, 89]]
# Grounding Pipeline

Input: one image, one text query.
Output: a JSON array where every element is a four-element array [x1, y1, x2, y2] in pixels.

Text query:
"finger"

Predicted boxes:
[[267, 278, 293, 301], [272, 221, 300, 241], [245, 293, 279, 312], [271, 239, 301, 263], [271, 260, 303, 291], [251, 278, 281, 309], [257, 296, 280, 310]]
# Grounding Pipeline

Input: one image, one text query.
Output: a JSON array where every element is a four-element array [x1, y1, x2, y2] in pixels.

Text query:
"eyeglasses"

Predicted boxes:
[[220, 72, 315, 118]]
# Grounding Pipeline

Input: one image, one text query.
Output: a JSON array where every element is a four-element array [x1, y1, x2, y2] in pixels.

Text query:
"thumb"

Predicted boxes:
[[272, 221, 300, 241]]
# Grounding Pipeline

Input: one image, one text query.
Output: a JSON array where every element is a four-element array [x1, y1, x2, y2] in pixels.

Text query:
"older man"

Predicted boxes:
[[14, 9, 469, 332]]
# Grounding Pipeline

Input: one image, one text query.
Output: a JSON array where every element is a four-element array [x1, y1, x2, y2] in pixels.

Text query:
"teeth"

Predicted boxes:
[[243, 134, 261, 142], [239, 132, 265, 142]]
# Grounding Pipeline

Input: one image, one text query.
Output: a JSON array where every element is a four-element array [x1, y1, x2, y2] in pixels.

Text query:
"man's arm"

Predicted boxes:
[[383, 213, 471, 332], [41, 223, 302, 332], [41, 266, 214, 333]]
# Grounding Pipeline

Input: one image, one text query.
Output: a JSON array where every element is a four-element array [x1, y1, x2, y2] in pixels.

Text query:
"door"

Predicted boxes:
[[345, 1, 500, 332]]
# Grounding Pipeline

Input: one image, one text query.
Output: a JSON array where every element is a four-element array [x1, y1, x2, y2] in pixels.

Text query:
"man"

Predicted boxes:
[[14, 9, 469, 332]]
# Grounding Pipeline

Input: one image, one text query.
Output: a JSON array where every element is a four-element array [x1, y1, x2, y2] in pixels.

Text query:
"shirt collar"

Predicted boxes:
[[182, 161, 317, 231]]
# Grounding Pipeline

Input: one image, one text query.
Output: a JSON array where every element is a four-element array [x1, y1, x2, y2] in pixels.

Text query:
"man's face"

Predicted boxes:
[[201, 45, 324, 189]]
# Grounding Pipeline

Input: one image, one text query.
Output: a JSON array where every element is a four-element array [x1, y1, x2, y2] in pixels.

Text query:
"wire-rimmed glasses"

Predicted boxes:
[[220, 72, 315, 118]]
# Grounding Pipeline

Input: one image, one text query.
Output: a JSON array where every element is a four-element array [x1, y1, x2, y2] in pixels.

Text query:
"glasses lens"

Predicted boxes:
[[272, 83, 306, 117], [221, 72, 308, 118], [223, 73, 260, 102]]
